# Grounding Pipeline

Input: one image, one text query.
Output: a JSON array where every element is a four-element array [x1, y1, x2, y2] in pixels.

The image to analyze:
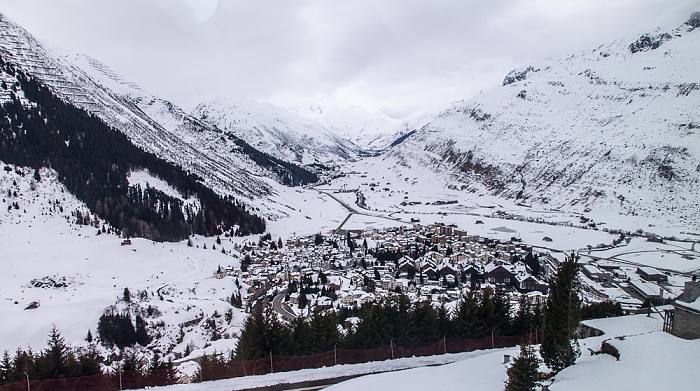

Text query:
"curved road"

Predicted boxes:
[[272, 292, 296, 321], [317, 190, 404, 232]]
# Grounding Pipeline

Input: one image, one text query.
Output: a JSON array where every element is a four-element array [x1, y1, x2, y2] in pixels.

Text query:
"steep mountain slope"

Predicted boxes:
[[192, 97, 364, 167], [383, 16, 700, 229], [73, 56, 320, 186], [0, 12, 319, 201], [0, 60, 266, 240]]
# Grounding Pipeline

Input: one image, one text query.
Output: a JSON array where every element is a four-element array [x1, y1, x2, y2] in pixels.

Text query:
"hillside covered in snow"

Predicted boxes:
[[381, 16, 700, 230]]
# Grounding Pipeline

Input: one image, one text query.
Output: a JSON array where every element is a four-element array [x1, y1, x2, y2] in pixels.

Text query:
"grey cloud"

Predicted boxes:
[[0, 0, 698, 118]]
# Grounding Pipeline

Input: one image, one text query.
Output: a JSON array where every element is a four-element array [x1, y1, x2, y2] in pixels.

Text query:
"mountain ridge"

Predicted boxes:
[[192, 96, 362, 167]]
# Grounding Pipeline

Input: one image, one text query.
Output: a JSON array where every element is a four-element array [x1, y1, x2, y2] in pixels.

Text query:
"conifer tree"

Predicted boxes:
[[150, 353, 177, 385], [0, 350, 12, 384], [436, 302, 452, 338], [505, 337, 540, 391], [120, 349, 145, 372], [38, 325, 71, 379], [72, 346, 102, 378], [540, 252, 581, 372], [234, 307, 292, 360], [451, 291, 479, 339], [511, 296, 533, 336], [298, 292, 308, 309], [230, 291, 243, 309], [135, 315, 151, 346], [388, 295, 416, 348]]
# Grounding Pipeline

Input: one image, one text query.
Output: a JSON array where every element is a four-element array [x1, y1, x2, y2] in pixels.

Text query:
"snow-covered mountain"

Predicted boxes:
[[380, 17, 700, 229], [0, 12, 325, 201], [294, 104, 402, 150], [192, 97, 362, 166]]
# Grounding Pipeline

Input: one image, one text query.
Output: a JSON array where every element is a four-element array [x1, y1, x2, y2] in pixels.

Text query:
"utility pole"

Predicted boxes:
[[24, 372, 30, 391], [270, 350, 274, 373], [390, 338, 394, 359], [443, 334, 447, 354], [334, 342, 338, 365]]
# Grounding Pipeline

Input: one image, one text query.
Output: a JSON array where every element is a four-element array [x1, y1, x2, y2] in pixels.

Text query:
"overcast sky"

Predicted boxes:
[[0, 0, 698, 118]]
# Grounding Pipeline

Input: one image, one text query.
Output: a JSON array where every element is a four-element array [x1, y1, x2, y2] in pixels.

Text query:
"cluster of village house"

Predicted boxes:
[[212, 222, 700, 339], [215, 223, 557, 309]]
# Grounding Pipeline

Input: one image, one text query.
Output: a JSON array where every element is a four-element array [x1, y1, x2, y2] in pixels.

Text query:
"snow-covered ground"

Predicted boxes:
[[130, 313, 693, 391], [326, 313, 694, 391], [0, 164, 248, 356], [549, 314, 697, 390]]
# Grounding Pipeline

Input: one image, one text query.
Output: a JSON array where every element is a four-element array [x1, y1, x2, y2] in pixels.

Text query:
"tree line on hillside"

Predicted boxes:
[[0, 55, 265, 241], [224, 132, 319, 186], [97, 312, 151, 350], [0, 326, 177, 387], [234, 287, 544, 361], [0, 326, 101, 385]]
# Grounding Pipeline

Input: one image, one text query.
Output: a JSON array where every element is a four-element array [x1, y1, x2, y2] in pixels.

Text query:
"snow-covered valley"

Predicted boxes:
[[1, 7, 699, 391]]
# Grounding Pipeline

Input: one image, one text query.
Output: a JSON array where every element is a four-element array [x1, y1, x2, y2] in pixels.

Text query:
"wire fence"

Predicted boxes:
[[0, 332, 538, 390]]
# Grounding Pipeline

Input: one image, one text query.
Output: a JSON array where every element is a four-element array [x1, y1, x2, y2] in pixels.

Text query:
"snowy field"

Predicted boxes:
[[584, 237, 700, 274], [315, 156, 700, 244]]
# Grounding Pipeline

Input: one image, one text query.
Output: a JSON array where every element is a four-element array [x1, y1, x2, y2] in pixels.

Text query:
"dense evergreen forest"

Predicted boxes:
[[0, 56, 266, 241]]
